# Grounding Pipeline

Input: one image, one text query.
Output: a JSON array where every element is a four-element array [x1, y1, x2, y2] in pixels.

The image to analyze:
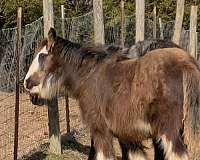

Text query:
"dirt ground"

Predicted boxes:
[[17, 95, 155, 160], [1, 91, 200, 160], [0, 91, 156, 160]]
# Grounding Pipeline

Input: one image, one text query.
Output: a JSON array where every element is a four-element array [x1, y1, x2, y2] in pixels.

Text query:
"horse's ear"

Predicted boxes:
[[48, 28, 56, 40], [47, 28, 56, 51]]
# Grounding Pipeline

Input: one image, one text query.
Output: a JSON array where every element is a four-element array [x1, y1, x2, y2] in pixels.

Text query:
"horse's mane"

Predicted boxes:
[[127, 39, 181, 58], [36, 39, 48, 53], [60, 42, 128, 69]]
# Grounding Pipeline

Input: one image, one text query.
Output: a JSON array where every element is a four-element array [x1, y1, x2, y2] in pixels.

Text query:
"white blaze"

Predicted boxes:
[[24, 46, 48, 91]]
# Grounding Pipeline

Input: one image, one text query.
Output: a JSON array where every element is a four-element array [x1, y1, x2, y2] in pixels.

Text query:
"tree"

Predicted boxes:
[[0, 0, 199, 31], [0, 0, 43, 28]]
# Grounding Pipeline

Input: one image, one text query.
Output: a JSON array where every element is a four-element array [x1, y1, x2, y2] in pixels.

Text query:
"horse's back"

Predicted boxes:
[[140, 48, 196, 68], [116, 48, 196, 124], [131, 47, 197, 101]]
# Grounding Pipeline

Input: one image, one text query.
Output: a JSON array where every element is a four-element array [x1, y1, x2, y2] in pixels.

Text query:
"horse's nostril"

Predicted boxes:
[[26, 78, 33, 90]]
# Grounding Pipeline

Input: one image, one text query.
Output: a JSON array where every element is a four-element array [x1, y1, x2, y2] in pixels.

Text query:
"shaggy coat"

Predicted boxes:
[[25, 28, 200, 160]]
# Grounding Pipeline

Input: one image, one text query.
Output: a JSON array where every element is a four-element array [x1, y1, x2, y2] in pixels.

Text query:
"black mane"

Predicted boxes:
[[60, 41, 127, 69], [126, 39, 181, 58]]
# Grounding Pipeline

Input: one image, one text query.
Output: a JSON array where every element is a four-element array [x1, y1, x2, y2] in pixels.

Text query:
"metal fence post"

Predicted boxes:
[[14, 7, 22, 160]]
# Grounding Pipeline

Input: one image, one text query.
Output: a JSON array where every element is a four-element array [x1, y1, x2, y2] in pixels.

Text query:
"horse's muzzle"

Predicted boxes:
[[30, 94, 46, 106]]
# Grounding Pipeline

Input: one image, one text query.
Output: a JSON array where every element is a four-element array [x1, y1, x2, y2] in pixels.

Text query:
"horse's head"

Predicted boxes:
[[24, 28, 67, 102]]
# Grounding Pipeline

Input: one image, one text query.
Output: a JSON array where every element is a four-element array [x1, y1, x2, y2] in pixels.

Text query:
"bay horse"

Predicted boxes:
[[24, 28, 200, 160]]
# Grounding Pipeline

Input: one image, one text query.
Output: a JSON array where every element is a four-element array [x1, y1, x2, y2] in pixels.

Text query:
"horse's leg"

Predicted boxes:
[[153, 139, 164, 160], [128, 142, 147, 160], [119, 140, 130, 160], [88, 138, 96, 160], [160, 134, 188, 160], [91, 128, 114, 160]]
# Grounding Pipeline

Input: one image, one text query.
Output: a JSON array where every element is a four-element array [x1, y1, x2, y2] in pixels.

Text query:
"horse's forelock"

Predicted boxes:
[[36, 39, 48, 53]]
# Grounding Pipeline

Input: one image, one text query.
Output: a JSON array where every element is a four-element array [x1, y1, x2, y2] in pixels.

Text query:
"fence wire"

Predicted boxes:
[[0, 11, 198, 160]]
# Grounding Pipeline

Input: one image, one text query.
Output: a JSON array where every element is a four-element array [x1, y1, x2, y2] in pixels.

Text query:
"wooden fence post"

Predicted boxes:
[[47, 99, 61, 154], [172, 0, 185, 45], [61, 5, 71, 133], [93, 0, 105, 44], [61, 5, 65, 38], [120, 0, 125, 47], [189, 5, 198, 58], [43, 0, 62, 154], [153, 5, 157, 39], [43, 0, 54, 38], [159, 18, 164, 40], [14, 7, 22, 160], [135, 0, 145, 43]]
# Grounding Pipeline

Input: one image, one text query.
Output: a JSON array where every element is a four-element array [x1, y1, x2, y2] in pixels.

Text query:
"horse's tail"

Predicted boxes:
[[183, 63, 200, 158]]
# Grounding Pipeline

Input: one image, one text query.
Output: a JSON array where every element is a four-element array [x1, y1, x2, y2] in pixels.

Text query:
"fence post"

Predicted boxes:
[[196, 32, 198, 58], [189, 5, 198, 58], [65, 92, 70, 133], [159, 18, 164, 39], [61, 5, 65, 38], [93, 0, 105, 44], [135, 0, 145, 43], [120, 0, 125, 47], [172, 0, 185, 45], [47, 99, 62, 154], [43, 0, 54, 38], [43, 0, 62, 154], [61, 5, 71, 133], [14, 7, 22, 160], [153, 5, 157, 39]]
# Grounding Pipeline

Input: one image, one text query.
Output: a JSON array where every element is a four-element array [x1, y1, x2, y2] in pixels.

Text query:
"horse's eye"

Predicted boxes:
[[38, 53, 48, 68]]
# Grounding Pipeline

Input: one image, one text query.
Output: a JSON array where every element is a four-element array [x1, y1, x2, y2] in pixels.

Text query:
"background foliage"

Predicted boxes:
[[0, 0, 199, 30]]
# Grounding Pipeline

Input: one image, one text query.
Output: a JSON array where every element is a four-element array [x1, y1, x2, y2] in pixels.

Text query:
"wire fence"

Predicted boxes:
[[0, 11, 198, 160]]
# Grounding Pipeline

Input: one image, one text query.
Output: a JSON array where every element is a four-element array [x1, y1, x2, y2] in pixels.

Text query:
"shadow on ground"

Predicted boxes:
[[19, 129, 91, 160], [61, 130, 91, 156]]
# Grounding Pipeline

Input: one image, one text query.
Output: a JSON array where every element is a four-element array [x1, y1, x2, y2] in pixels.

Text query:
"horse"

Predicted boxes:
[[23, 33, 137, 160], [24, 28, 200, 160], [24, 37, 180, 160]]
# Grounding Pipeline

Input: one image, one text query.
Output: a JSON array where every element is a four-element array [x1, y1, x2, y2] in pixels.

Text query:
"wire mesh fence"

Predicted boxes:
[[0, 11, 198, 160], [0, 17, 47, 160]]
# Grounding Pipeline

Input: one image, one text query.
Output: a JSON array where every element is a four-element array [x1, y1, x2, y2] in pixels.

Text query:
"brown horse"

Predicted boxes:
[[24, 38, 179, 160], [24, 28, 200, 160], [23, 33, 136, 160]]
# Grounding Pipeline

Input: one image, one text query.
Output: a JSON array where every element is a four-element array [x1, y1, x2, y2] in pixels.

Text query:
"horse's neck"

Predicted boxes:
[[64, 54, 131, 97], [63, 62, 97, 98]]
